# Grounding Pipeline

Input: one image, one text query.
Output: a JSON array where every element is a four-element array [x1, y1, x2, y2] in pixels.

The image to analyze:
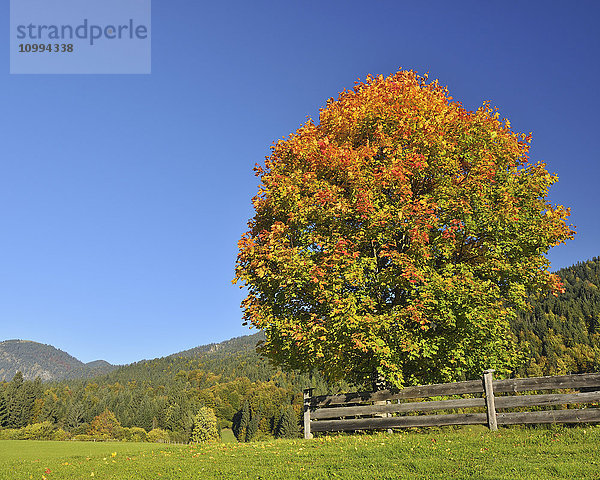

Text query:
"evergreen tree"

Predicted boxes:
[[39, 392, 59, 424], [0, 393, 8, 427], [9, 371, 24, 388], [6, 371, 25, 428], [132, 397, 154, 432], [66, 402, 86, 430], [232, 400, 250, 442], [19, 378, 42, 426], [245, 409, 261, 442], [275, 405, 299, 439]]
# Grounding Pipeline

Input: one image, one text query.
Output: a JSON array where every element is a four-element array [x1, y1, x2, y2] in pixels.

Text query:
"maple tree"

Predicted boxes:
[[234, 69, 575, 388], [88, 408, 121, 437]]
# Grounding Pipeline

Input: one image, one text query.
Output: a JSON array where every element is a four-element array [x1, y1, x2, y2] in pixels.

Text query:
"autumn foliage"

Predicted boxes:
[[235, 69, 574, 388], [88, 408, 121, 437]]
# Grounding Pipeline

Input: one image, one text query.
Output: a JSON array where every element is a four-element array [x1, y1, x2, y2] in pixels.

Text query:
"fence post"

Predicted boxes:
[[303, 388, 314, 439], [482, 369, 498, 431]]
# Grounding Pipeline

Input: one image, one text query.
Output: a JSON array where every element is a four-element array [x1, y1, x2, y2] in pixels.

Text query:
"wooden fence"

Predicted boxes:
[[303, 371, 600, 438]]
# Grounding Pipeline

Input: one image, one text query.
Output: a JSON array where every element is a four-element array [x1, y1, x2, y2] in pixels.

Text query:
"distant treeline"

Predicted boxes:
[[1, 257, 599, 442]]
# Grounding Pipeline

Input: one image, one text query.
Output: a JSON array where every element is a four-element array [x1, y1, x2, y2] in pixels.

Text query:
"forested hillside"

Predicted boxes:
[[0, 333, 350, 442], [0, 340, 115, 382], [512, 257, 600, 376]]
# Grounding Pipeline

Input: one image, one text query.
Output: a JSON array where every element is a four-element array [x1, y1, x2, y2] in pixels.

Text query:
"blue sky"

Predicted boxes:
[[1, 0, 598, 364]]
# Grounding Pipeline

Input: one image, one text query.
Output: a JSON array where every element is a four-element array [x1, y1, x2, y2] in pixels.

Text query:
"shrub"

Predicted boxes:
[[147, 428, 170, 443], [0, 428, 23, 440], [130, 426, 147, 442], [53, 428, 69, 441], [22, 421, 55, 440], [73, 433, 108, 441], [113, 426, 131, 441]]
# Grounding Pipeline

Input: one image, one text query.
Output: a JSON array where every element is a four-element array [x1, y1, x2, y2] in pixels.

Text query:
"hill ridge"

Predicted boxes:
[[0, 339, 116, 382]]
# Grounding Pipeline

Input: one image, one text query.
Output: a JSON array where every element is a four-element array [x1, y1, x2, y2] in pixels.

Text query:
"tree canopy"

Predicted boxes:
[[235, 69, 575, 388]]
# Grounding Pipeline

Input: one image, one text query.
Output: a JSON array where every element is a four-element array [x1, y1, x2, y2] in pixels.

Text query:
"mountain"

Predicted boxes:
[[0, 333, 270, 385], [0, 339, 116, 382], [85, 360, 113, 370], [173, 331, 264, 358]]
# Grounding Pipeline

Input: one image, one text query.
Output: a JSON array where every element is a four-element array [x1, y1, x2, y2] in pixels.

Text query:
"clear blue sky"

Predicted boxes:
[[1, 0, 598, 364]]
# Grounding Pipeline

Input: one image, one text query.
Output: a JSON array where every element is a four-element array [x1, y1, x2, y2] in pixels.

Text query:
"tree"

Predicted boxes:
[[66, 401, 86, 430], [0, 393, 7, 427], [234, 69, 575, 388], [6, 371, 30, 428], [232, 400, 250, 442], [191, 407, 219, 443], [275, 405, 299, 439], [88, 408, 121, 437], [245, 409, 260, 442], [164, 401, 194, 441]]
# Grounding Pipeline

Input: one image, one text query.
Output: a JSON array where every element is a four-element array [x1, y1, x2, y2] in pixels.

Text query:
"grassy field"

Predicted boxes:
[[1, 426, 600, 479]]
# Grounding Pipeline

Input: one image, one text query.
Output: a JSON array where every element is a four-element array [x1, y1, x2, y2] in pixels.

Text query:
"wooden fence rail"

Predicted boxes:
[[303, 371, 600, 438]]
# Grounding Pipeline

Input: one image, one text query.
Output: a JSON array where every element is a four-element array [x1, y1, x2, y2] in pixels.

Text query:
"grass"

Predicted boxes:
[[220, 428, 237, 443], [1, 426, 600, 479]]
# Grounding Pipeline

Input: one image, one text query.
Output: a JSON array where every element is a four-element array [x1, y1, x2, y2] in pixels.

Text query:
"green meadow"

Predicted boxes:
[[1, 426, 600, 480]]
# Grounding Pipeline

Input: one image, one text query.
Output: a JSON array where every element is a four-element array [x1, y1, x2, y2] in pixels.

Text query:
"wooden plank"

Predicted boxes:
[[497, 408, 600, 425], [482, 370, 498, 431], [311, 397, 486, 420], [311, 412, 488, 432], [310, 373, 600, 407], [303, 388, 313, 439], [495, 391, 600, 409], [493, 373, 600, 394], [310, 380, 483, 407]]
